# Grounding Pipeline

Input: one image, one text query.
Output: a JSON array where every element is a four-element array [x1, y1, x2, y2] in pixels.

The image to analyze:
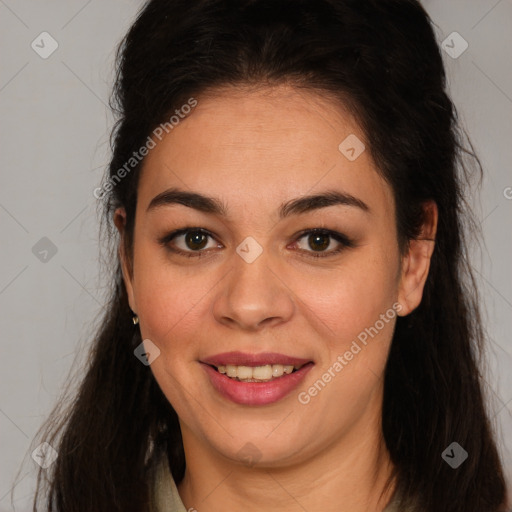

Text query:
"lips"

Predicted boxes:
[[201, 351, 312, 368], [200, 351, 314, 406]]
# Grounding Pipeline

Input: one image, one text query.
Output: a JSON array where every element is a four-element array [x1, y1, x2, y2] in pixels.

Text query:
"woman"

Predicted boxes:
[[33, 0, 509, 510]]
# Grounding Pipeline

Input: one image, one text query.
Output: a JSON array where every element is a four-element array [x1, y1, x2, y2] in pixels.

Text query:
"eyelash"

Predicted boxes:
[[158, 227, 356, 259]]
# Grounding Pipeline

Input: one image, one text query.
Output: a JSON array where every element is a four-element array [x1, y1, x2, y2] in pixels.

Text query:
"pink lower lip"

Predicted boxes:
[[201, 362, 314, 406]]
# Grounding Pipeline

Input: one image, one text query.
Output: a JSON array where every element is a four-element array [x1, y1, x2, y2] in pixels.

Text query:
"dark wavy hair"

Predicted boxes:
[[28, 0, 508, 510]]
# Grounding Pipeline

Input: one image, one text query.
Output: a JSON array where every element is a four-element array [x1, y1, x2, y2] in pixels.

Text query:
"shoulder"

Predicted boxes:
[[148, 450, 188, 512]]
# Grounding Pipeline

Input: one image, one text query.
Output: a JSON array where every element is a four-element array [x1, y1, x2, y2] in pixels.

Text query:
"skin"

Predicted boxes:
[[114, 84, 437, 512]]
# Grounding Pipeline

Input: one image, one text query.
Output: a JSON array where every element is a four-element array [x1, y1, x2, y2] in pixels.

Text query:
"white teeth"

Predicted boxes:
[[237, 365, 254, 380], [216, 364, 299, 381], [252, 365, 273, 380], [226, 365, 237, 378]]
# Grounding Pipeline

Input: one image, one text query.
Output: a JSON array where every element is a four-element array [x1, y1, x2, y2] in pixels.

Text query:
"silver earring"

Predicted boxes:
[[132, 314, 139, 325]]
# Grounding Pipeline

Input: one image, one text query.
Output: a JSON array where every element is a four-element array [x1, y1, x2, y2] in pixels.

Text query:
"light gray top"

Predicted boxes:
[[151, 452, 414, 512], [151, 452, 188, 512]]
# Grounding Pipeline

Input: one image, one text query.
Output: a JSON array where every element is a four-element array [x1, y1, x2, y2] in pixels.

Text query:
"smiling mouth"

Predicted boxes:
[[208, 363, 308, 382]]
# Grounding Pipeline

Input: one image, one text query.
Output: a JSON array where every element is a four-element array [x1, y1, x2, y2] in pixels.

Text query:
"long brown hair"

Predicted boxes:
[[28, 0, 508, 510]]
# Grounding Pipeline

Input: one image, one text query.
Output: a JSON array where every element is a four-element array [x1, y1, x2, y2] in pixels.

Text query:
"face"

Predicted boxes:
[[116, 84, 434, 468]]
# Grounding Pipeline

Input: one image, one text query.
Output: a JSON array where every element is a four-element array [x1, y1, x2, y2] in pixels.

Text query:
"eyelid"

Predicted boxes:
[[159, 227, 355, 258]]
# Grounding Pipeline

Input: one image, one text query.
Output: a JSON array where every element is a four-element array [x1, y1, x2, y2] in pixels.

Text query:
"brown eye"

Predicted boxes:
[[184, 230, 209, 251], [293, 228, 355, 258], [307, 232, 331, 252], [160, 228, 221, 257]]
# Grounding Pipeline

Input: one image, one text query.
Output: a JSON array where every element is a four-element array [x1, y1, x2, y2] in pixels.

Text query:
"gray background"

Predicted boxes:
[[1, 1, 511, 509]]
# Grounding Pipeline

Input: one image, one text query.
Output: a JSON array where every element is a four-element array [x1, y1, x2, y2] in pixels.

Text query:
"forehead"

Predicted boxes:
[[136, 85, 393, 219]]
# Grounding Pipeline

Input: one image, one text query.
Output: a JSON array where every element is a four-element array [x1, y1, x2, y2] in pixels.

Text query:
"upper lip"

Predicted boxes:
[[201, 351, 313, 368]]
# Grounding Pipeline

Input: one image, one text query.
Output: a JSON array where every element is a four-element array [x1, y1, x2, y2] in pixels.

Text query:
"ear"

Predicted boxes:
[[397, 201, 438, 316], [113, 207, 137, 314]]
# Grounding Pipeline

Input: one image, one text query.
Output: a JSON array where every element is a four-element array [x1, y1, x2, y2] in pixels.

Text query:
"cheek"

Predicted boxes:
[[291, 249, 399, 411], [293, 253, 399, 347], [130, 244, 217, 358], [130, 249, 216, 415], [292, 269, 398, 438]]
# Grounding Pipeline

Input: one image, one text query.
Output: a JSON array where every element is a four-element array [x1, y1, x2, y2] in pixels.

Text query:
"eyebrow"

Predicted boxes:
[[146, 187, 370, 218]]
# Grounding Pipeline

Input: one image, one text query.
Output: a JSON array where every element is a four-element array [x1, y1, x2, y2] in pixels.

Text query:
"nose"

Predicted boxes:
[[212, 246, 295, 331]]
